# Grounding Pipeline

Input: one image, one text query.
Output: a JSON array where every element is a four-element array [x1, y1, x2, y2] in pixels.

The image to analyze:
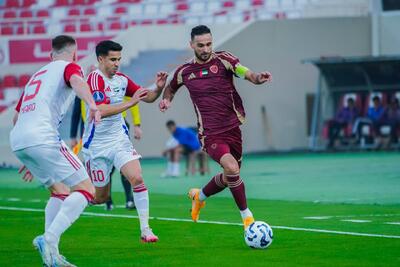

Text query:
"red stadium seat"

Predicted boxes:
[[32, 25, 46, 34], [0, 105, 8, 113], [3, 75, 18, 88], [97, 22, 104, 31], [84, 8, 96, 16], [73, 0, 86, 5], [22, 0, 36, 7], [1, 26, 13, 35], [3, 11, 17, 19], [0, 91, 4, 101], [115, 6, 127, 14], [176, 3, 189, 11], [68, 9, 80, 16], [156, 19, 168, 25], [5, 0, 20, 8], [117, 0, 141, 3], [141, 19, 153, 25], [16, 25, 25, 35], [109, 21, 122, 30], [64, 24, 77, 32], [80, 23, 92, 32], [223, 1, 235, 8], [18, 74, 31, 87], [20, 10, 33, 18], [37, 10, 50, 17], [54, 0, 70, 6], [252, 0, 264, 6]]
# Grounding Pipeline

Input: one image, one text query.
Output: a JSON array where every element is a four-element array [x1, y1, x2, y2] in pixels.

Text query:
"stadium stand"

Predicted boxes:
[[0, 0, 369, 36]]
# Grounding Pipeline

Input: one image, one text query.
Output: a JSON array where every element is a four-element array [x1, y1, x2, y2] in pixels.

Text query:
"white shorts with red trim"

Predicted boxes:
[[82, 136, 141, 187], [14, 141, 89, 188]]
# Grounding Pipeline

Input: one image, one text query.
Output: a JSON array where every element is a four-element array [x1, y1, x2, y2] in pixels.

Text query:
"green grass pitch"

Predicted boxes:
[[0, 152, 399, 266]]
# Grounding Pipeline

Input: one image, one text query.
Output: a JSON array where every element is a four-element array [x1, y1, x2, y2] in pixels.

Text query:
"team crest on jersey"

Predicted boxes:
[[210, 65, 218, 74], [188, 73, 196, 80], [92, 91, 105, 102]]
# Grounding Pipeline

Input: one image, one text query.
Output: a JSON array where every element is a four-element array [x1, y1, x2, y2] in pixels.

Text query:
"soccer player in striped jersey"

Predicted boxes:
[[159, 25, 272, 230], [10, 35, 101, 267], [82, 40, 167, 242]]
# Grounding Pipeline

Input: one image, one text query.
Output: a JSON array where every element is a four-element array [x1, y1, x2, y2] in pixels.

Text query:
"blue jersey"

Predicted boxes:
[[173, 127, 201, 151]]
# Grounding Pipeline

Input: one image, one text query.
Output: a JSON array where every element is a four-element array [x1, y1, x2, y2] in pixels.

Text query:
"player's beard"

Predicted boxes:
[[195, 51, 211, 62]]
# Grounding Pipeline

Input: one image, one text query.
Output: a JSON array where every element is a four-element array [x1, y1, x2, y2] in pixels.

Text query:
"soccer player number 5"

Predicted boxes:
[[23, 70, 47, 102]]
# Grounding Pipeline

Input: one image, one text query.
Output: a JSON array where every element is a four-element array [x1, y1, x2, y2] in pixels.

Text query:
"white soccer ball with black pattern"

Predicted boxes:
[[244, 221, 273, 249]]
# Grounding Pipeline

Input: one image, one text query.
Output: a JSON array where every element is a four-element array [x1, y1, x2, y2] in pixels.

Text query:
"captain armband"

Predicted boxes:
[[235, 64, 249, 79]]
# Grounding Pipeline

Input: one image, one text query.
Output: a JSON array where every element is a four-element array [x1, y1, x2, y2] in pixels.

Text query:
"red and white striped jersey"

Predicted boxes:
[[10, 60, 83, 151], [82, 69, 140, 149]]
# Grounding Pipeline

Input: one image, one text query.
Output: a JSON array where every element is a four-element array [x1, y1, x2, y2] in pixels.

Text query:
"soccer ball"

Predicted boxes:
[[244, 221, 273, 249]]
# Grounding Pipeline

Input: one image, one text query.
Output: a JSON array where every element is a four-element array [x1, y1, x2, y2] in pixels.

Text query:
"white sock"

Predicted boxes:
[[45, 197, 63, 231], [45, 192, 88, 247], [239, 208, 253, 220], [166, 161, 173, 175], [133, 184, 149, 231], [172, 162, 180, 176], [199, 190, 207, 202]]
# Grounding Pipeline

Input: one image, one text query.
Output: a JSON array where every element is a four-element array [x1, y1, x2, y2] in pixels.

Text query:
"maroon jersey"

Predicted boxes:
[[169, 51, 245, 136]]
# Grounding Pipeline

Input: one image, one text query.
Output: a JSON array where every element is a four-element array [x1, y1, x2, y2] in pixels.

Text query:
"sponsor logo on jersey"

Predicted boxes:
[[188, 73, 196, 80], [113, 87, 120, 93], [210, 65, 218, 74], [92, 91, 105, 102], [105, 86, 111, 92]]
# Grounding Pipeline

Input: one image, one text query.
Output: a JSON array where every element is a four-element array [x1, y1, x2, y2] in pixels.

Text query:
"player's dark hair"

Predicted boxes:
[[191, 25, 211, 40], [372, 96, 380, 102], [166, 120, 176, 127], [347, 97, 354, 103], [52, 35, 76, 52], [96, 40, 123, 57]]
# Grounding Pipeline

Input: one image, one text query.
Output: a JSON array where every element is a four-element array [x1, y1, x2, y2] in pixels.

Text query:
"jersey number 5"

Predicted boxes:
[[23, 70, 47, 102]]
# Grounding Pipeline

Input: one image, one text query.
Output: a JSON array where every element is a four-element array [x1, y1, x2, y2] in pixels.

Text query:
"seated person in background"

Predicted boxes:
[[385, 98, 400, 144], [162, 120, 201, 177], [328, 97, 359, 148], [367, 95, 386, 136]]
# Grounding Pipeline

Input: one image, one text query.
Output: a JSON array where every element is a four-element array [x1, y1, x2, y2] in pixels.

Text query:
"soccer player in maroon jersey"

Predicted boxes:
[[159, 25, 272, 229]]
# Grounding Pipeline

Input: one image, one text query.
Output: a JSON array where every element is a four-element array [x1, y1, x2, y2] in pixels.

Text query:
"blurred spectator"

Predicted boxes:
[[385, 98, 400, 144], [162, 120, 204, 177], [367, 95, 386, 135], [327, 97, 359, 148]]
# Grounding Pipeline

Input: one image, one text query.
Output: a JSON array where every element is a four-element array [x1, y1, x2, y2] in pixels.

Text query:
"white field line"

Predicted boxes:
[[1, 206, 400, 239], [385, 222, 400, 225], [341, 219, 371, 223], [304, 214, 400, 219]]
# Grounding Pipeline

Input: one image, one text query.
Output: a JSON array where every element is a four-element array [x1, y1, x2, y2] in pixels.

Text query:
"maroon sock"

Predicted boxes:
[[202, 173, 227, 197], [226, 174, 247, 211]]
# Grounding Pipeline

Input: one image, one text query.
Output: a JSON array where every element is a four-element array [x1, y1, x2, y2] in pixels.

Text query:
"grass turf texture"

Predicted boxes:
[[0, 152, 399, 266]]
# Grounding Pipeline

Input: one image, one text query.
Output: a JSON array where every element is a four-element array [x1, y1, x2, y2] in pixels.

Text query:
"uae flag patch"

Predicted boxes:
[[199, 69, 208, 77]]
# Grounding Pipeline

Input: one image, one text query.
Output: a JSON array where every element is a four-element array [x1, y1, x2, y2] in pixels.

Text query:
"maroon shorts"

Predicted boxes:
[[201, 126, 242, 166]]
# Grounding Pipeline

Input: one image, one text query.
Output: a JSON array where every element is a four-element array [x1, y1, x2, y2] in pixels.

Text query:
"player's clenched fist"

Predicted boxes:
[[159, 98, 171, 112]]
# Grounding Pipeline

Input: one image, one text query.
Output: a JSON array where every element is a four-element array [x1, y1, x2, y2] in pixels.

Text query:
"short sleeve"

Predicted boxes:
[[64, 63, 84, 87], [169, 65, 185, 94], [216, 51, 241, 74], [116, 72, 140, 97], [15, 92, 24, 112], [87, 72, 109, 105]]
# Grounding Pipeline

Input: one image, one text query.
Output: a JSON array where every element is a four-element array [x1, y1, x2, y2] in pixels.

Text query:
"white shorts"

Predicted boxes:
[[82, 137, 141, 187], [14, 141, 89, 188]]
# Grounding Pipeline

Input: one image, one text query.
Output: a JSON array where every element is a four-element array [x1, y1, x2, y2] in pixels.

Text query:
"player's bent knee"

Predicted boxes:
[[223, 161, 240, 175], [128, 173, 144, 186]]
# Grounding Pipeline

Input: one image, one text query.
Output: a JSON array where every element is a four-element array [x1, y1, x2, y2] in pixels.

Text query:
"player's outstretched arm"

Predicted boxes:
[[244, 69, 272, 85], [159, 84, 175, 112], [70, 74, 101, 124], [98, 88, 149, 118], [142, 72, 168, 103]]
